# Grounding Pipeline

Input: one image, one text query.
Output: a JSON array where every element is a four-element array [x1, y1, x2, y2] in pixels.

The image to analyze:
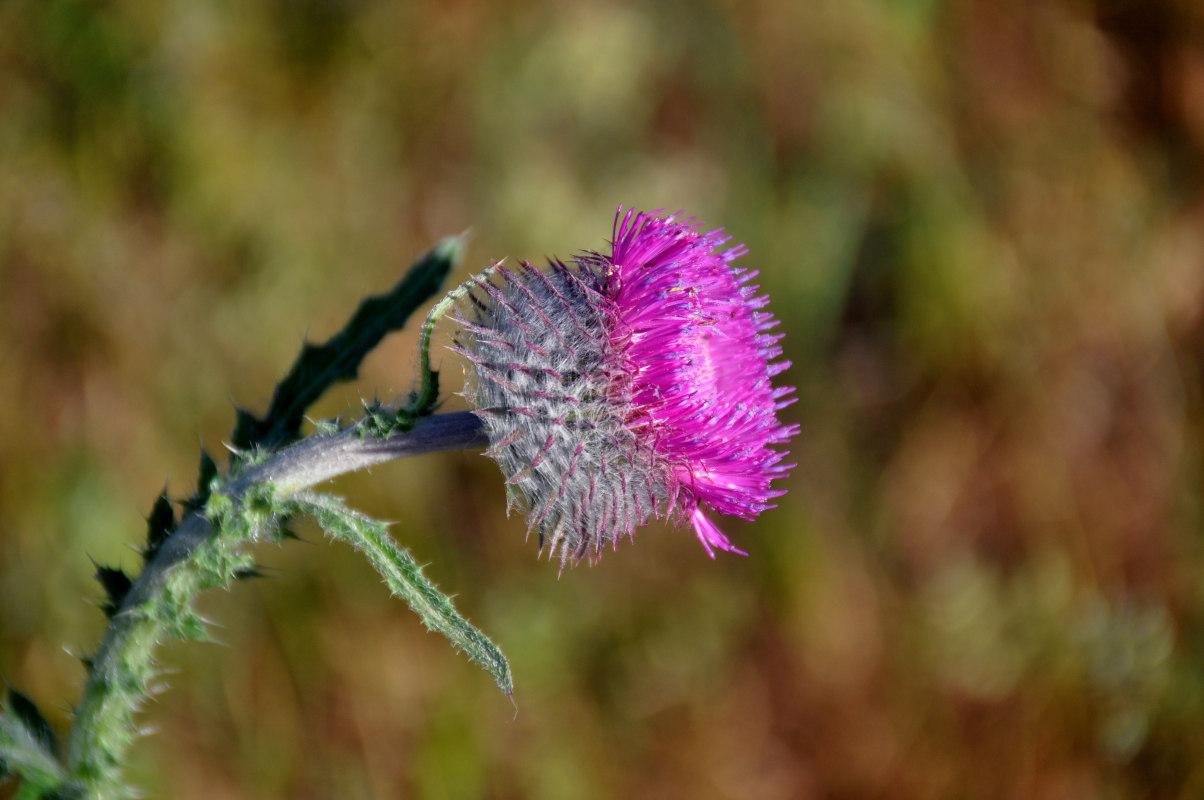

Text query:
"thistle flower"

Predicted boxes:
[[454, 208, 797, 565]]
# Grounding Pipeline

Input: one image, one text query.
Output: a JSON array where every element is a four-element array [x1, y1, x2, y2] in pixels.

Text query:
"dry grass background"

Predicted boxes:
[[3, 0, 1204, 797]]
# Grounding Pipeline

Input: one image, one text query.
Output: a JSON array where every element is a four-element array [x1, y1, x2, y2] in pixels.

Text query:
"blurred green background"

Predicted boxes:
[[3, 0, 1204, 797]]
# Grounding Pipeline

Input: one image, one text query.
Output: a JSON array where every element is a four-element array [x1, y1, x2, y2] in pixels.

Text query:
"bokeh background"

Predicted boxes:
[[3, 0, 1204, 797]]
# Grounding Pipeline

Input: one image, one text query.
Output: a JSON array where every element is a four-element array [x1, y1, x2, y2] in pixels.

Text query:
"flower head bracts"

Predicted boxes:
[[455, 209, 797, 566], [452, 261, 668, 564]]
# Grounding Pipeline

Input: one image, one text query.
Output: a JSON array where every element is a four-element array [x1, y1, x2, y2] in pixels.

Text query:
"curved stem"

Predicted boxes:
[[65, 412, 486, 798], [236, 411, 487, 493]]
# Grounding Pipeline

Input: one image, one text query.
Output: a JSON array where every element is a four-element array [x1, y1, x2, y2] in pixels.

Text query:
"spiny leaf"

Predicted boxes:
[[182, 449, 218, 514], [0, 689, 71, 795], [232, 235, 464, 452], [93, 565, 132, 620], [231, 408, 263, 453], [142, 490, 175, 563], [7, 691, 58, 761], [233, 565, 264, 581], [292, 492, 513, 697]]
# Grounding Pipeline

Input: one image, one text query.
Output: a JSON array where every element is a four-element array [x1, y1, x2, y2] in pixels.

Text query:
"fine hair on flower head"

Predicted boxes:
[[452, 206, 798, 566]]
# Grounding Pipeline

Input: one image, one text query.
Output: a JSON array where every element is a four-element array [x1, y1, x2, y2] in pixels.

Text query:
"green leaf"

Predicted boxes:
[[142, 490, 175, 563], [93, 565, 132, 620], [232, 235, 464, 451], [182, 449, 218, 514], [0, 690, 70, 795], [231, 408, 263, 453], [233, 565, 264, 581], [7, 692, 58, 761], [292, 492, 513, 697]]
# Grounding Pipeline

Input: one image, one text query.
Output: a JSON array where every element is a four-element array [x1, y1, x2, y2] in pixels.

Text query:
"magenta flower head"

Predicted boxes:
[[453, 208, 798, 566]]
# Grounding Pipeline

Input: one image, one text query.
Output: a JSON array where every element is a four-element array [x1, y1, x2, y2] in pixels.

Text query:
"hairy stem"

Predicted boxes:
[[65, 412, 486, 798], [236, 411, 487, 494]]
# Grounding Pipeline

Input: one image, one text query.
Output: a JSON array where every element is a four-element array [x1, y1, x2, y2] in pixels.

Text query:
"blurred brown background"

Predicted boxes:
[[3, 0, 1204, 797]]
